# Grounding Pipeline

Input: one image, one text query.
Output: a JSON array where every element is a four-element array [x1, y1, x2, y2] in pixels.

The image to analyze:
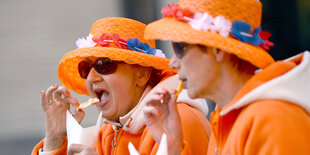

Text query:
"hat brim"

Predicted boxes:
[[144, 18, 274, 69], [58, 47, 176, 95]]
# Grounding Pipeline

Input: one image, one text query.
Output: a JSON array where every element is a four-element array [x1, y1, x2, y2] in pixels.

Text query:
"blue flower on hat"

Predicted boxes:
[[141, 42, 157, 55], [127, 38, 140, 51], [127, 38, 157, 55], [231, 21, 265, 46]]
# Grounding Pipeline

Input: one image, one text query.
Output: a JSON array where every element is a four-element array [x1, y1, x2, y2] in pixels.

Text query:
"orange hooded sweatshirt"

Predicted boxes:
[[205, 51, 310, 155], [32, 75, 211, 155]]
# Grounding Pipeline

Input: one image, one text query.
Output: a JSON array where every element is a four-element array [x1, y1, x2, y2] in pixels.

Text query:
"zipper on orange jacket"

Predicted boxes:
[[111, 127, 119, 147], [211, 107, 222, 155], [111, 127, 120, 155]]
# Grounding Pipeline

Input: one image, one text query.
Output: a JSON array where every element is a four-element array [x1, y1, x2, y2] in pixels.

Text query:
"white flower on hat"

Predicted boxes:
[[211, 15, 232, 37], [188, 13, 213, 30], [76, 33, 96, 49], [187, 12, 232, 37], [155, 49, 166, 58]]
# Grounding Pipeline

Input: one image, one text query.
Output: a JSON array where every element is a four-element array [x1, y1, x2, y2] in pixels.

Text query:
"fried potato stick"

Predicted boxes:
[[77, 98, 100, 110]]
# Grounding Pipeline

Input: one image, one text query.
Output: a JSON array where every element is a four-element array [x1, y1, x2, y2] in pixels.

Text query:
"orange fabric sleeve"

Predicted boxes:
[[31, 139, 44, 155], [177, 103, 211, 154], [180, 141, 191, 155], [31, 139, 68, 155]]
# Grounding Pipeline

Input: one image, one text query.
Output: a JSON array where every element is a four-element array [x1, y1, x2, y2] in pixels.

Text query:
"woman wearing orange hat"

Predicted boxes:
[[144, 0, 310, 154], [31, 17, 211, 155]]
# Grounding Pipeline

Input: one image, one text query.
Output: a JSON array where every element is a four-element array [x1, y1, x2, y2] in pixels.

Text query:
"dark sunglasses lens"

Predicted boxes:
[[78, 60, 92, 79], [94, 58, 117, 75], [173, 42, 187, 58]]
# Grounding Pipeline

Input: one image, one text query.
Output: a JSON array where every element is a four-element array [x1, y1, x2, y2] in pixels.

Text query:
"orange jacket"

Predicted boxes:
[[32, 75, 211, 155], [32, 103, 210, 155], [206, 52, 310, 155]]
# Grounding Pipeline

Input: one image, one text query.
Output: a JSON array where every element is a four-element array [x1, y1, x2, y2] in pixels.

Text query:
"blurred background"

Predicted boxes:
[[0, 0, 309, 154]]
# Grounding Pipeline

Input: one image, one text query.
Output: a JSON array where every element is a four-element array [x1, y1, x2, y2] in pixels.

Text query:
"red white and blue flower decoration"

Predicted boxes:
[[161, 3, 273, 50], [76, 33, 166, 58]]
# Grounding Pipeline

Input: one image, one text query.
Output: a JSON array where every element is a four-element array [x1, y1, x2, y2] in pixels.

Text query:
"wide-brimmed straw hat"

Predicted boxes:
[[145, 0, 275, 69], [58, 17, 176, 95]]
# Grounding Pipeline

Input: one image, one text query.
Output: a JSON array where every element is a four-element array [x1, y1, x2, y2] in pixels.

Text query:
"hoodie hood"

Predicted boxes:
[[221, 51, 310, 116], [108, 74, 208, 134]]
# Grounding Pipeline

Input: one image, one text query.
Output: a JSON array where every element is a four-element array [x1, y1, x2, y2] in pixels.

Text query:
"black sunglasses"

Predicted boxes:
[[78, 58, 118, 79], [172, 42, 190, 58]]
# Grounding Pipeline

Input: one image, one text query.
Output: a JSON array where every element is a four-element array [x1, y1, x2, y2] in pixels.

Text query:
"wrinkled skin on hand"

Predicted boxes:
[[41, 84, 85, 151], [143, 88, 184, 155]]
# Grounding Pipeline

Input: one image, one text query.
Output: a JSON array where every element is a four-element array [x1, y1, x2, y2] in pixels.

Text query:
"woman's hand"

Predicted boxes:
[[143, 88, 184, 155], [68, 144, 98, 155], [41, 84, 85, 151]]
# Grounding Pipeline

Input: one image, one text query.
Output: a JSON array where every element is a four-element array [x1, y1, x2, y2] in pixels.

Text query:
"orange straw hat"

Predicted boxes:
[[58, 17, 176, 95], [145, 0, 275, 69]]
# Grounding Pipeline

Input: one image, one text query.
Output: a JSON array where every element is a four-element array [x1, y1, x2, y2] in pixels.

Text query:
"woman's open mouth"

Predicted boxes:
[[94, 89, 110, 108]]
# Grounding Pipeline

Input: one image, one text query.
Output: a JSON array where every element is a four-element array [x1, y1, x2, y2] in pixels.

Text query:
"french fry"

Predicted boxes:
[[77, 98, 100, 110], [175, 81, 183, 96]]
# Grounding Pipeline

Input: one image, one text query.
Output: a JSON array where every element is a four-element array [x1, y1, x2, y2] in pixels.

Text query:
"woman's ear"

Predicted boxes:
[[136, 67, 152, 87], [212, 48, 225, 62]]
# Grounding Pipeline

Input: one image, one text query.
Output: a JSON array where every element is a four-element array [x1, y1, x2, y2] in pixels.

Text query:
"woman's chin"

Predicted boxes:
[[100, 111, 114, 119], [188, 89, 200, 99]]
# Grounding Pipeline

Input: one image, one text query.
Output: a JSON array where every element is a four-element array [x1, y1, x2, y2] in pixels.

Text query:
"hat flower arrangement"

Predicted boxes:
[[161, 3, 273, 50], [76, 33, 166, 58]]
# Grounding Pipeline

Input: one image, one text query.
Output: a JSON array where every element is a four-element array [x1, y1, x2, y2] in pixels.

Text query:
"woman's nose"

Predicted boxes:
[[87, 68, 102, 83], [169, 54, 180, 70]]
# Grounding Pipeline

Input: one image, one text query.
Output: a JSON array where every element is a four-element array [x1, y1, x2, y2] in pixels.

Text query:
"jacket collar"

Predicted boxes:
[[221, 51, 310, 116]]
